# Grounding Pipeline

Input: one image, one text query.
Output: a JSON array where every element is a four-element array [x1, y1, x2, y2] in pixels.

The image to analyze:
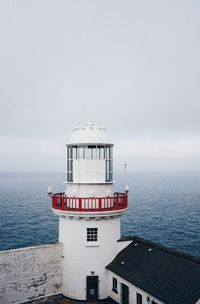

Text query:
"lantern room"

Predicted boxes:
[[66, 143, 113, 184], [65, 121, 114, 198], [51, 121, 128, 216]]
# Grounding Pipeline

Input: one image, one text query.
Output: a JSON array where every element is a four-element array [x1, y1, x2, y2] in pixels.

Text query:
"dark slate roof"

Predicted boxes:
[[106, 236, 200, 304]]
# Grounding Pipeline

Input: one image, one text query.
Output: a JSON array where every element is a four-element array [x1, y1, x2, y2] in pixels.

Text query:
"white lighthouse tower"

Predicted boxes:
[[51, 122, 128, 301]]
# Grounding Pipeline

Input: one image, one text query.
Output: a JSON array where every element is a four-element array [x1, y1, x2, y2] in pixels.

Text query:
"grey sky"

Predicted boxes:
[[0, 0, 200, 172]]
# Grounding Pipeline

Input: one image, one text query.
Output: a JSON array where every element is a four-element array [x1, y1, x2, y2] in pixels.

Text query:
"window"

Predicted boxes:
[[105, 145, 113, 182], [105, 146, 110, 159], [112, 277, 118, 293], [67, 145, 73, 182], [67, 146, 72, 159], [79, 145, 86, 159], [72, 146, 78, 159], [105, 161, 110, 182], [97, 146, 104, 159], [136, 293, 142, 304], [88, 145, 97, 159], [87, 228, 98, 242], [67, 160, 73, 182]]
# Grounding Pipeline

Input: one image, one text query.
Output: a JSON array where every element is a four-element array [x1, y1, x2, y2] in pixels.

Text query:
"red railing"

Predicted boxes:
[[52, 192, 128, 212]]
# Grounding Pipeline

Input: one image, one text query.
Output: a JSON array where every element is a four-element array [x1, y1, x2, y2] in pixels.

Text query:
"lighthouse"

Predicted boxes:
[[51, 122, 128, 301]]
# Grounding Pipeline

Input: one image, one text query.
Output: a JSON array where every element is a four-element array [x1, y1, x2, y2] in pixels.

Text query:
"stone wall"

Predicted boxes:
[[0, 243, 63, 304]]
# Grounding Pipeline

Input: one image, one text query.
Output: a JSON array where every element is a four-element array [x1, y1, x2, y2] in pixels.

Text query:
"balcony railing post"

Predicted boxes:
[[52, 196, 55, 209], [79, 198, 82, 211], [62, 196, 64, 210], [116, 194, 119, 209], [99, 198, 102, 210]]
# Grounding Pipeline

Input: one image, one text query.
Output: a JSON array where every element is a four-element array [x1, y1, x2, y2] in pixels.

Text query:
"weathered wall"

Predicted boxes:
[[0, 243, 63, 304]]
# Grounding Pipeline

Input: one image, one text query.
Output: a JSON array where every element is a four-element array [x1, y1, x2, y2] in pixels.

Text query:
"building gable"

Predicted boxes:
[[106, 237, 200, 304]]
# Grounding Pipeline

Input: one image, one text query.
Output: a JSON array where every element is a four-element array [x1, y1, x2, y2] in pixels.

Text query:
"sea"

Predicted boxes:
[[0, 172, 200, 256]]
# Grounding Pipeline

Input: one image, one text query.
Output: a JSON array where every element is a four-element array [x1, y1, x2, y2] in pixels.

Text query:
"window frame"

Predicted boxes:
[[105, 145, 113, 182], [112, 277, 118, 294], [66, 144, 113, 182], [87, 228, 98, 242], [136, 292, 142, 304]]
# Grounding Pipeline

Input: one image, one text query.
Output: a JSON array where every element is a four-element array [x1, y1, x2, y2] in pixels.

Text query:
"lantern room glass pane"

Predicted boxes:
[[67, 146, 72, 160], [106, 160, 110, 171], [79, 145, 86, 159], [110, 147, 113, 159], [97, 146, 104, 159], [105, 146, 112, 160], [105, 147, 109, 159], [105, 156, 113, 182], [88, 145, 96, 159], [110, 160, 113, 171], [67, 159, 73, 182], [100, 146, 104, 159], [88, 147, 92, 159], [72, 146, 77, 159], [106, 170, 110, 182]]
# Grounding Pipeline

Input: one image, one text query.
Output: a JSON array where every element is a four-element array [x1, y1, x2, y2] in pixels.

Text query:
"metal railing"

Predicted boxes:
[[52, 192, 128, 212]]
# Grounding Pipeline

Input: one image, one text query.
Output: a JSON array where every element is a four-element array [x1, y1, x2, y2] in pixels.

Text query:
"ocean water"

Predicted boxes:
[[0, 172, 200, 256]]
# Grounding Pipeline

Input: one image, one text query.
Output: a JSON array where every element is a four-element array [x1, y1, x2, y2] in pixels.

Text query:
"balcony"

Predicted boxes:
[[51, 192, 128, 213]]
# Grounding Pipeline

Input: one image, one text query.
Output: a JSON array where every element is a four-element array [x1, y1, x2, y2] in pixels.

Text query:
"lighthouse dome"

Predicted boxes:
[[69, 121, 112, 145]]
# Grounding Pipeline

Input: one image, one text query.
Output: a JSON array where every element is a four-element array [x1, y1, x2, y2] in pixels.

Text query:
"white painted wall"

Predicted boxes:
[[66, 183, 113, 197], [0, 243, 63, 304], [117, 240, 133, 254], [59, 216, 120, 300], [73, 159, 106, 183], [107, 271, 165, 304]]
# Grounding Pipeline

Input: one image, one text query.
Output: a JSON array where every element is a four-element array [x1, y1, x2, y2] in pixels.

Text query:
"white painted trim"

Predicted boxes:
[[52, 208, 128, 218], [84, 242, 100, 247]]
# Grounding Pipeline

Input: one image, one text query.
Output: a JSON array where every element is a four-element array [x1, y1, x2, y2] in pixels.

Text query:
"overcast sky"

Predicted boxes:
[[0, 0, 200, 173]]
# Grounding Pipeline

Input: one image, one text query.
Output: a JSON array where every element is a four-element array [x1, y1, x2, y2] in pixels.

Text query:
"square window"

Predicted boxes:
[[87, 228, 98, 242]]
